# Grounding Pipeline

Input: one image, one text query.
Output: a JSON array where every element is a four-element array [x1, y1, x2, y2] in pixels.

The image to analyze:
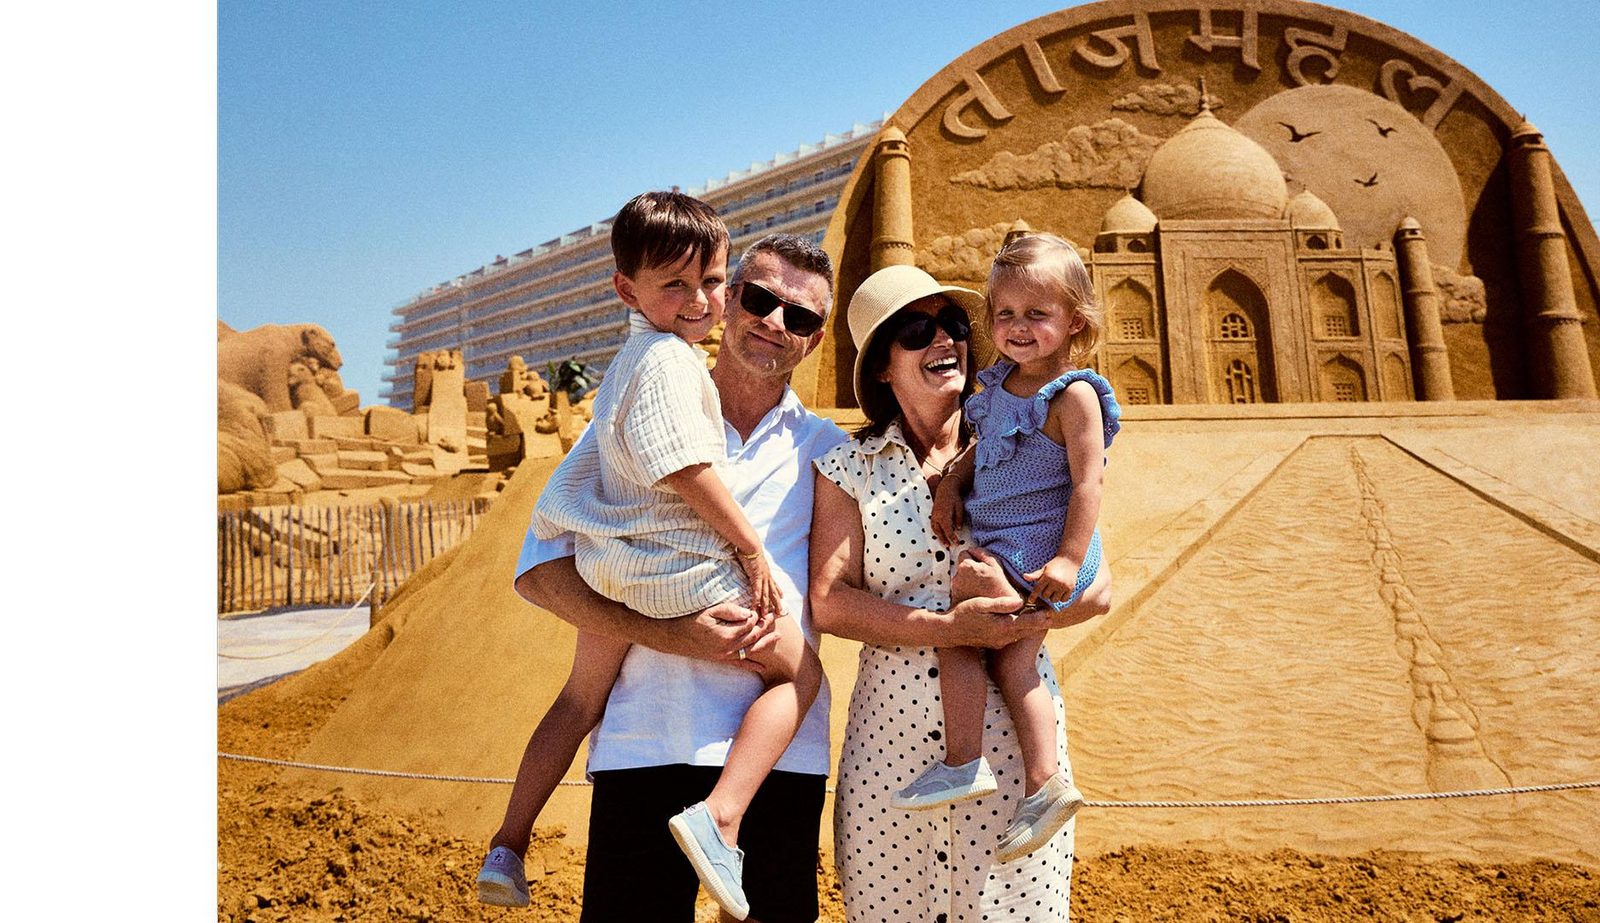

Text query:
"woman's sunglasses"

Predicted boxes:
[[738, 280, 826, 337], [890, 304, 971, 351]]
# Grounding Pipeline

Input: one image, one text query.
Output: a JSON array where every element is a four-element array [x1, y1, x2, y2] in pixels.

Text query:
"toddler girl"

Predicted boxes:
[[897, 232, 1120, 863]]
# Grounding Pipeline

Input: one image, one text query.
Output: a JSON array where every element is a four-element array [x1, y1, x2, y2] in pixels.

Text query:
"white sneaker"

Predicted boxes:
[[475, 845, 529, 907], [667, 802, 749, 920], [891, 757, 998, 810], [995, 772, 1084, 863]]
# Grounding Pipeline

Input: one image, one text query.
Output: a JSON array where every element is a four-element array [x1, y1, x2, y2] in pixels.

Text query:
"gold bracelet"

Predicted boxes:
[[737, 549, 762, 561]]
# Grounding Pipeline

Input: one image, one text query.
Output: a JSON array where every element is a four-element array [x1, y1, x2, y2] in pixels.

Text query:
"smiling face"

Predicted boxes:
[[878, 295, 970, 412], [614, 244, 729, 344], [717, 250, 830, 379], [987, 279, 1086, 369]]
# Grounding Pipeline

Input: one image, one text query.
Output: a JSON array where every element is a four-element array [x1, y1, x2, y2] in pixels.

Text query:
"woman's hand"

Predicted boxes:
[[738, 547, 784, 619], [930, 474, 965, 547], [1024, 555, 1083, 608]]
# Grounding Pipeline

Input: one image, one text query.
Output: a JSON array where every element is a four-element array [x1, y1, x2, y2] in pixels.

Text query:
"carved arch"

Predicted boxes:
[[1320, 353, 1368, 401], [1311, 272, 1360, 338], [1106, 278, 1156, 341]]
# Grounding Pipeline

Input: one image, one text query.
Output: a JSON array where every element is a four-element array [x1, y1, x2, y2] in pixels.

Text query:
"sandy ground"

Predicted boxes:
[[219, 401, 1600, 919]]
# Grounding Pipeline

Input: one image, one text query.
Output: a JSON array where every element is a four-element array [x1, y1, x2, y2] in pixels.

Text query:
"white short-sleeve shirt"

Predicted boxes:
[[531, 311, 743, 618]]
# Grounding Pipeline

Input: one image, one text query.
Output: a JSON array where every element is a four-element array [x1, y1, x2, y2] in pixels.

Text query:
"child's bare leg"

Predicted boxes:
[[939, 551, 1026, 765], [489, 630, 628, 856], [703, 616, 821, 847], [990, 632, 1057, 795]]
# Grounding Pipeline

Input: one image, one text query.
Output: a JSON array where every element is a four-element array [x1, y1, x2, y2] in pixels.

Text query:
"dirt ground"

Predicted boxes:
[[219, 668, 1598, 923], [218, 762, 1598, 922]]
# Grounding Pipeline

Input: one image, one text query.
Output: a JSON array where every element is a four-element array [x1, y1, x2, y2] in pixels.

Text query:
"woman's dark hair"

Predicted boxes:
[[853, 306, 975, 448]]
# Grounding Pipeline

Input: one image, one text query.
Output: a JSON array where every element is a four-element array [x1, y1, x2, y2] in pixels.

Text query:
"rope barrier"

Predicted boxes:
[[217, 753, 1600, 805], [216, 584, 376, 661]]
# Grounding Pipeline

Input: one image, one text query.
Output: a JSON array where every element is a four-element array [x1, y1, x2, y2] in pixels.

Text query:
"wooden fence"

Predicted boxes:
[[217, 497, 492, 615]]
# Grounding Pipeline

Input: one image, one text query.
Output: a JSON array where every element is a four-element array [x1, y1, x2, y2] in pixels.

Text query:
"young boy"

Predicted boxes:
[[476, 192, 821, 921]]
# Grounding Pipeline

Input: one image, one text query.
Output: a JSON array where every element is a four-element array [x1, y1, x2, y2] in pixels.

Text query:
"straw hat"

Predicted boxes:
[[847, 264, 986, 408]]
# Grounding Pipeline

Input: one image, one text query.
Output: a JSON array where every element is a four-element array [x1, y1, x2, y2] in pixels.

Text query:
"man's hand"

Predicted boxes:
[[692, 600, 775, 673]]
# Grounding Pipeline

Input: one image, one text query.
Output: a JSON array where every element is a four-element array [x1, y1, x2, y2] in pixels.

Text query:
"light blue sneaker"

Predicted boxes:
[[892, 757, 998, 810], [995, 772, 1085, 863], [667, 801, 749, 920], [475, 845, 529, 907]]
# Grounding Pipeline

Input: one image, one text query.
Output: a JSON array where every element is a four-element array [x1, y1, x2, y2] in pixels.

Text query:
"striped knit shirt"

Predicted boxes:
[[531, 311, 745, 618]]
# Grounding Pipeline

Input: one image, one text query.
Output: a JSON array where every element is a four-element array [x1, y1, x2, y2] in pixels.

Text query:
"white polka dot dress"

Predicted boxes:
[[815, 421, 1075, 923]]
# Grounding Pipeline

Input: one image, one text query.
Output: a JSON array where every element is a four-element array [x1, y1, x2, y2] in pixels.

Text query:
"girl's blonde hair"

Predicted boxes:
[[987, 233, 1102, 365]]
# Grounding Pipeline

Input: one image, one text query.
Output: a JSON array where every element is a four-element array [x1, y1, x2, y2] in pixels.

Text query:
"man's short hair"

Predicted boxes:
[[732, 234, 835, 314], [611, 191, 730, 278]]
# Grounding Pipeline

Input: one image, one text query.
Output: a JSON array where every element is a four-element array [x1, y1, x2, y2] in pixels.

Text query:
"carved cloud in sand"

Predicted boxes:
[[1112, 83, 1225, 116], [1434, 266, 1488, 323], [949, 118, 1162, 191], [918, 223, 1085, 282]]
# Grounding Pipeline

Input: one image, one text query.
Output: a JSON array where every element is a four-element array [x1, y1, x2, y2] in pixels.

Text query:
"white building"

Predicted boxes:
[[381, 120, 881, 409]]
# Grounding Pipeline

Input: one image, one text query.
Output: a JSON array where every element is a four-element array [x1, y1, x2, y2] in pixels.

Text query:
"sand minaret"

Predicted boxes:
[[1395, 217, 1455, 400], [1507, 121, 1597, 398], [871, 125, 915, 271]]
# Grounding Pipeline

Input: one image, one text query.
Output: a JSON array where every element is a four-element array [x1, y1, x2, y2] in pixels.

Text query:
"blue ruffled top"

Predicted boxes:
[[963, 362, 1121, 603]]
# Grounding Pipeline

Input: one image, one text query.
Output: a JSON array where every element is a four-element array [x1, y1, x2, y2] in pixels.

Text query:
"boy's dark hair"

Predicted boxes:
[[610, 191, 730, 278]]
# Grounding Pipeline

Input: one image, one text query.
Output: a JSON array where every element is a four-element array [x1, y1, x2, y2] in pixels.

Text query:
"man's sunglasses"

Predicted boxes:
[[889, 304, 971, 351], [738, 280, 826, 337]]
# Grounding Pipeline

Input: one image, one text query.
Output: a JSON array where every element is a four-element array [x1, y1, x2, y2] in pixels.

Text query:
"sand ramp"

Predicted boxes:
[[248, 403, 1600, 864]]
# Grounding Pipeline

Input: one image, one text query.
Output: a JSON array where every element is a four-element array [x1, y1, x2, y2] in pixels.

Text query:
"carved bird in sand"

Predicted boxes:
[[1278, 121, 1322, 142], [1366, 117, 1397, 137], [1356, 173, 1380, 187]]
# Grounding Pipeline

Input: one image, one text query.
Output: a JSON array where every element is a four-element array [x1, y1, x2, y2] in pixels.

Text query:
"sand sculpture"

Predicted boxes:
[[216, 328, 568, 504], [796, 0, 1600, 406]]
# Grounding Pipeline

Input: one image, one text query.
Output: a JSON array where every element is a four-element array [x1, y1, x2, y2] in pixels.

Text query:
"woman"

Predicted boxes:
[[809, 265, 1111, 921]]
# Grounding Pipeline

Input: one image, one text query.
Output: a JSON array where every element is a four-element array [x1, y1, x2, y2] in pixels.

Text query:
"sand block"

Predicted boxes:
[[401, 462, 445, 483], [366, 406, 418, 444], [467, 411, 487, 430], [271, 445, 297, 464], [276, 457, 323, 491], [310, 415, 364, 439], [495, 393, 545, 437], [432, 445, 468, 475], [427, 360, 468, 450], [331, 435, 384, 452], [284, 437, 338, 456], [332, 392, 361, 416], [464, 381, 489, 413], [316, 468, 413, 489], [263, 410, 308, 443], [300, 453, 341, 475], [338, 450, 389, 471]]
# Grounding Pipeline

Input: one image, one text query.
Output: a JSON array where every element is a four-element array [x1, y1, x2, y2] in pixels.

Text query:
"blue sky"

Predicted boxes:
[[219, 1, 1600, 405]]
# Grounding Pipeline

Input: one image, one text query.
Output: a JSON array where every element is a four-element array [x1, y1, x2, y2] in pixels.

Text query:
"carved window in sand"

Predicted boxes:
[[1312, 273, 1360, 339], [1320, 355, 1368, 402], [1219, 312, 1251, 339], [1206, 269, 1277, 403], [1107, 279, 1156, 342], [1369, 272, 1402, 340], [1115, 357, 1159, 405], [1226, 359, 1257, 403]]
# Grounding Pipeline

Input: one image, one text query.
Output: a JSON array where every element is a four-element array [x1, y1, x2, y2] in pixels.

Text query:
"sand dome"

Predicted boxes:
[[1141, 109, 1287, 220], [1287, 190, 1340, 230], [1101, 194, 1158, 234]]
